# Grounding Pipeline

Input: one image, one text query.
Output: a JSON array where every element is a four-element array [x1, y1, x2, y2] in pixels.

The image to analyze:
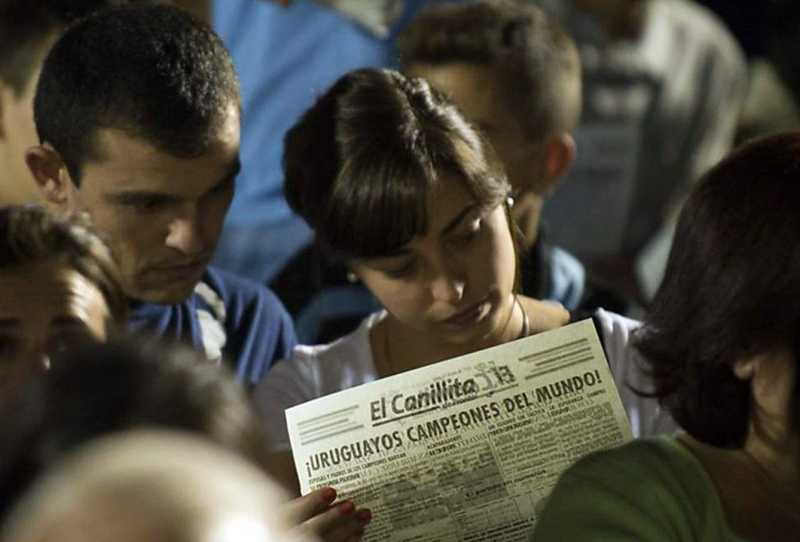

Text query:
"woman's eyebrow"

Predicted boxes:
[[440, 203, 481, 237]]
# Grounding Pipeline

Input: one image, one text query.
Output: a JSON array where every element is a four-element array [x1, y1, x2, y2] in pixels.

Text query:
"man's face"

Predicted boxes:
[[409, 63, 540, 198], [69, 104, 240, 304], [0, 259, 109, 374]]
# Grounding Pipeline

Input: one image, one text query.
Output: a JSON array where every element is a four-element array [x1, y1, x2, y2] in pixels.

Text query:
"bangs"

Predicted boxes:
[[320, 131, 509, 261], [324, 145, 434, 260]]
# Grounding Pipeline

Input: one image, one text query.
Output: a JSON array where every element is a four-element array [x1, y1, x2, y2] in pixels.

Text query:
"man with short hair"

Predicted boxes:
[[399, 0, 592, 310], [24, 4, 296, 387]]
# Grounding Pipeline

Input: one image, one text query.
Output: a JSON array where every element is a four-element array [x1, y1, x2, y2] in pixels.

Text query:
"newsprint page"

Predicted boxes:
[[286, 319, 633, 541]]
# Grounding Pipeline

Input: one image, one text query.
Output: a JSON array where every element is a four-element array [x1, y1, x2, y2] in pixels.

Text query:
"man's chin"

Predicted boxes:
[[126, 282, 198, 306]]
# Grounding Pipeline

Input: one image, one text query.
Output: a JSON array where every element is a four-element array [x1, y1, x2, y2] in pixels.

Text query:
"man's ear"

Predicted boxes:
[[538, 133, 576, 196], [25, 144, 76, 212], [0, 83, 8, 140], [733, 358, 756, 381]]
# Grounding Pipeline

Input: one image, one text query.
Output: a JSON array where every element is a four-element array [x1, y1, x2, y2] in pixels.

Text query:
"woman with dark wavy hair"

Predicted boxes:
[[534, 132, 800, 541], [254, 67, 663, 494]]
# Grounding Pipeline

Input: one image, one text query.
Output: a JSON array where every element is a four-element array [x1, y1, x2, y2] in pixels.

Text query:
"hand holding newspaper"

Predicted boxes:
[[286, 319, 633, 541]]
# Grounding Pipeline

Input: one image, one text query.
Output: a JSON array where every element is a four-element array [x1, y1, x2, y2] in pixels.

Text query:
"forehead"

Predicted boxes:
[[0, 260, 109, 323], [79, 105, 240, 196]]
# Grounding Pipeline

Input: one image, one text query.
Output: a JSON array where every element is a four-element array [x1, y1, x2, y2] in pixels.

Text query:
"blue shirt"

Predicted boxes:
[[128, 267, 297, 388], [213, 0, 425, 230]]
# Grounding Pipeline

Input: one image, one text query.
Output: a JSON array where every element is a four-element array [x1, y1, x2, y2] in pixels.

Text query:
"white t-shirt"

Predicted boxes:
[[253, 309, 677, 453]]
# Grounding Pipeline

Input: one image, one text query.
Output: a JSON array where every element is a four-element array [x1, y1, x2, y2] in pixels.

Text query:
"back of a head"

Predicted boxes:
[[0, 0, 142, 95], [637, 131, 800, 447], [0, 205, 127, 322], [33, 3, 240, 182], [0, 338, 268, 523], [283, 67, 510, 262], [398, 0, 581, 141], [1, 430, 312, 542]]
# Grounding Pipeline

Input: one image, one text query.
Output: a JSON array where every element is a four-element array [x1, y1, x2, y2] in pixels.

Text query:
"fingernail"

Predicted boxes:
[[356, 509, 372, 524], [320, 487, 336, 503], [337, 500, 355, 515]]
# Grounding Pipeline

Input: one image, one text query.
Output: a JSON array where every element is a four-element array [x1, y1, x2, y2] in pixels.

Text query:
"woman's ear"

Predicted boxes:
[[25, 144, 76, 213]]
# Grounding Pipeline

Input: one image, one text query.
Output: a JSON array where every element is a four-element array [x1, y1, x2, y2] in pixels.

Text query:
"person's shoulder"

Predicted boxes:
[[534, 437, 724, 541], [548, 245, 586, 310], [260, 311, 382, 399], [567, 307, 640, 354], [558, 436, 722, 521], [519, 296, 571, 335], [293, 311, 380, 370], [567, 436, 693, 483], [656, 0, 744, 61], [201, 267, 289, 316], [202, 267, 276, 299], [591, 308, 641, 340]]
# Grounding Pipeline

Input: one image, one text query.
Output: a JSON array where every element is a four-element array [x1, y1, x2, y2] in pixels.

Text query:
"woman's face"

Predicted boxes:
[[351, 174, 516, 345]]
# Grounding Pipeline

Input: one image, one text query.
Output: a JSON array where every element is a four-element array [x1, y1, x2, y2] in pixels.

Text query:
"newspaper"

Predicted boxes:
[[286, 319, 633, 541]]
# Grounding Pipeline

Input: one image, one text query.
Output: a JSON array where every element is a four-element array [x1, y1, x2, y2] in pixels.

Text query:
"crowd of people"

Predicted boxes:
[[0, 1, 797, 541]]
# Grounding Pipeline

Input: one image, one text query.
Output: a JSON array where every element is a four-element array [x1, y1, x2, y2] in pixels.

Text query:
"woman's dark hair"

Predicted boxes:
[[283, 68, 511, 261], [0, 205, 127, 323], [0, 337, 269, 522], [635, 131, 800, 447]]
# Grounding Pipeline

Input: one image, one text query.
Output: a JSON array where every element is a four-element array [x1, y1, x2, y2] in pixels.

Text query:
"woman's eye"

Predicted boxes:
[[450, 218, 483, 247], [384, 260, 417, 279]]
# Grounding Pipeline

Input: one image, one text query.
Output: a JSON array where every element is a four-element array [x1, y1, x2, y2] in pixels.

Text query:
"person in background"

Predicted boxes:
[[1, 430, 316, 542], [533, 132, 800, 541], [0, 0, 148, 206], [533, 0, 747, 304], [24, 4, 296, 388], [400, 0, 625, 314], [0, 338, 371, 541], [255, 68, 672, 494], [0, 205, 126, 379]]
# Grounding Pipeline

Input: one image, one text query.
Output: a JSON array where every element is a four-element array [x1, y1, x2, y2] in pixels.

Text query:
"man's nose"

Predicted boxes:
[[165, 217, 205, 256]]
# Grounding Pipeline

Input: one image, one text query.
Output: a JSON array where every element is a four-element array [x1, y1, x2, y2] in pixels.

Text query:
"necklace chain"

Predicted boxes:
[[516, 295, 530, 340]]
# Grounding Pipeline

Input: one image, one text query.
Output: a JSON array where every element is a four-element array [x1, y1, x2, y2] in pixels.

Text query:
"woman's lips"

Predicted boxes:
[[442, 296, 492, 328]]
